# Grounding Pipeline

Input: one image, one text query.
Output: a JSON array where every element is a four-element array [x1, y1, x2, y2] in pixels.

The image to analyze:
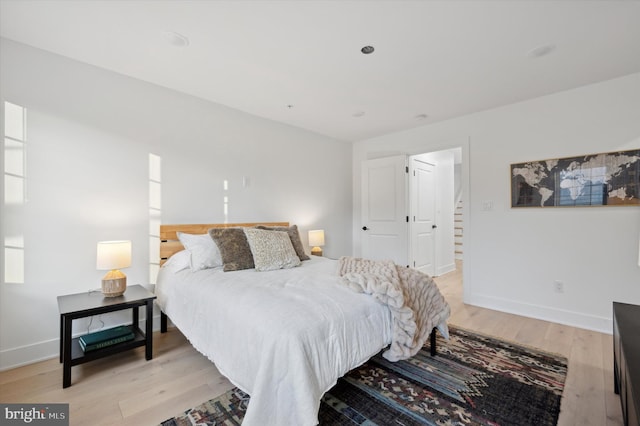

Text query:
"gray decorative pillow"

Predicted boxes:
[[208, 228, 255, 272], [244, 228, 301, 271], [255, 224, 310, 261]]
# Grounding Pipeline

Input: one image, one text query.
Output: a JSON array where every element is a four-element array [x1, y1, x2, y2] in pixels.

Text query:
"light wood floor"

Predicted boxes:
[[0, 263, 623, 425]]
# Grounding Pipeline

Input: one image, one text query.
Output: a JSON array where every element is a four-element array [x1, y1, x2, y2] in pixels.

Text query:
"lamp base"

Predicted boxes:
[[311, 247, 323, 257], [102, 270, 127, 297]]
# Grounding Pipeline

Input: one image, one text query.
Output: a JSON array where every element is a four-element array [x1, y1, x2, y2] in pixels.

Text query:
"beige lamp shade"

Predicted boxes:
[[97, 240, 131, 297], [308, 230, 325, 256]]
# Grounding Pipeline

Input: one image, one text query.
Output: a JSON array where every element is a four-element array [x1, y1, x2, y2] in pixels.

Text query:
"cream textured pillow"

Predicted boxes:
[[244, 228, 301, 271], [255, 224, 310, 261], [176, 232, 223, 271]]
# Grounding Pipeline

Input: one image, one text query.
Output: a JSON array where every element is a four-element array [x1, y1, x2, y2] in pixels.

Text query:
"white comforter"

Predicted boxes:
[[156, 256, 393, 426]]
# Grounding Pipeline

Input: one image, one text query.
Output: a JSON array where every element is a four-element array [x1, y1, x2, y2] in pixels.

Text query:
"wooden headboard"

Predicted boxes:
[[159, 222, 289, 264]]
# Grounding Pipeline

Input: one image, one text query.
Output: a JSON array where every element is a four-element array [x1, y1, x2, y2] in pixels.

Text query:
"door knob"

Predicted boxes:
[[432, 224, 437, 229], [362, 226, 369, 231]]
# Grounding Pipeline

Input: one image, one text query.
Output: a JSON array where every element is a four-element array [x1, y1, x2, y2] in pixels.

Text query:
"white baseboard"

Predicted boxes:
[[463, 292, 612, 334], [0, 314, 166, 372], [0, 339, 60, 371], [436, 262, 456, 277]]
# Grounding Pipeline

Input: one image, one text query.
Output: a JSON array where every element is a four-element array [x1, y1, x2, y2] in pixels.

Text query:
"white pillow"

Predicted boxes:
[[176, 232, 223, 271], [244, 228, 301, 271], [162, 249, 191, 273]]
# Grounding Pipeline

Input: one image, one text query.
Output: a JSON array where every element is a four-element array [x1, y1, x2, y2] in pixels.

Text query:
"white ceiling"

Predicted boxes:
[[1, 0, 639, 142]]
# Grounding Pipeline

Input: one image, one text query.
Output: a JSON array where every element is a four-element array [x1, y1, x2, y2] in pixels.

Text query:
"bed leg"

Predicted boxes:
[[430, 327, 437, 356], [161, 312, 168, 333]]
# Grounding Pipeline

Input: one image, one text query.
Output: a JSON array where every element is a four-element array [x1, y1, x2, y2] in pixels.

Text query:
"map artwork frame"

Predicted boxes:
[[511, 149, 640, 208]]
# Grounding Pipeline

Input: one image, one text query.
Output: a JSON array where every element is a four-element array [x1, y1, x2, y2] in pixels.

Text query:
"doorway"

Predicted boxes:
[[410, 148, 460, 277], [361, 146, 464, 278]]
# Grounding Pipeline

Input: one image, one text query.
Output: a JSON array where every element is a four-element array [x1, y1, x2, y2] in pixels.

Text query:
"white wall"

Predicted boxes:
[[0, 39, 353, 369], [354, 73, 640, 333]]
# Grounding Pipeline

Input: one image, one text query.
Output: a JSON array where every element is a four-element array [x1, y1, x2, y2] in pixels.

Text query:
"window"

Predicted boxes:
[[3, 101, 26, 283], [149, 153, 162, 284]]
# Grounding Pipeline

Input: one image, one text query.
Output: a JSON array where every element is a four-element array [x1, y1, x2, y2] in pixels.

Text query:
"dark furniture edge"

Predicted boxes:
[[161, 311, 168, 333]]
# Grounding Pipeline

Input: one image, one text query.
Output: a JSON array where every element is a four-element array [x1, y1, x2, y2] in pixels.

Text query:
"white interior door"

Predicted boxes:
[[361, 155, 408, 266], [411, 159, 436, 275]]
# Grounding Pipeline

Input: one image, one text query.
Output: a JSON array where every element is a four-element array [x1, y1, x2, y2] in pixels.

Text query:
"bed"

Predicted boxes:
[[156, 222, 449, 426]]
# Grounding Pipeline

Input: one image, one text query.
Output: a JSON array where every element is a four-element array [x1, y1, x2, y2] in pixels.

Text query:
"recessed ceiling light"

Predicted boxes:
[[165, 31, 189, 47], [361, 45, 375, 55], [414, 114, 428, 120], [527, 44, 556, 58]]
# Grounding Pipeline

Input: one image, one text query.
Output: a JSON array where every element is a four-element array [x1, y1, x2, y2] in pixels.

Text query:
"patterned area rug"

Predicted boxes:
[[160, 326, 568, 426]]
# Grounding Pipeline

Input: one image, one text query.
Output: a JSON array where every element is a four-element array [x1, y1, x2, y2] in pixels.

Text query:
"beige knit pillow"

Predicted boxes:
[[244, 228, 301, 271], [255, 224, 310, 261]]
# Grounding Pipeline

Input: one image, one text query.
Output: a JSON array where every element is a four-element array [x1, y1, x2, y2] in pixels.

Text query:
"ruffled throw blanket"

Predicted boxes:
[[338, 256, 451, 362]]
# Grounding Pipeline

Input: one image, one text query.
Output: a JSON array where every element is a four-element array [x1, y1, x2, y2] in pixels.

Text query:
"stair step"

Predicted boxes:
[[455, 199, 463, 260]]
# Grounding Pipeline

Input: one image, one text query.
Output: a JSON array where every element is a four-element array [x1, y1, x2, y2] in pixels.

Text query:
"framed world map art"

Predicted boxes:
[[511, 149, 640, 208]]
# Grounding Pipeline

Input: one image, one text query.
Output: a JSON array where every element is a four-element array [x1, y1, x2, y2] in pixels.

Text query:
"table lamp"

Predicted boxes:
[[97, 240, 131, 297], [308, 230, 325, 257]]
